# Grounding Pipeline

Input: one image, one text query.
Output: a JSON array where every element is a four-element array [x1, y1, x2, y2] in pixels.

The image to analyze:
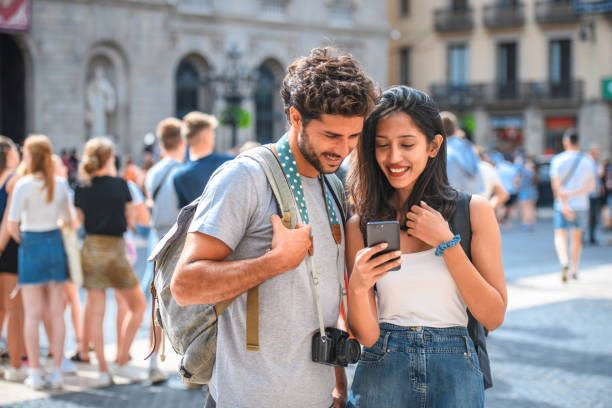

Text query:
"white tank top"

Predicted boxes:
[[376, 248, 468, 328]]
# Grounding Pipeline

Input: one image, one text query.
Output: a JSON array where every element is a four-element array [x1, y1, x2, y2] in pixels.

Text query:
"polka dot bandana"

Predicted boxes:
[[276, 134, 339, 228]]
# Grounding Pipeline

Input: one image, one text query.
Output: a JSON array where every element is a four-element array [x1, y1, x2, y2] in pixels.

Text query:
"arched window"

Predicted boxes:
[[255, 60, 283, 144], [175, 54, 212, 119]]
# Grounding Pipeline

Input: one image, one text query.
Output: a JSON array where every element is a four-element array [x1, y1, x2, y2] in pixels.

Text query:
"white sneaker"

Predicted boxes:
[[45, 367, 63, 390], [113, 363, 146, 382], [95, 371, 113, 387], [148, 367, 168, 385], [5, 366, 28, 382], [24, 368, 45, 390], [61, 356, 77, 375]]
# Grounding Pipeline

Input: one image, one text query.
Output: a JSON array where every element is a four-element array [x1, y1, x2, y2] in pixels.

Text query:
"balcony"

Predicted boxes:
[[434, 7, 474, 32], [483, 2, 525, 29], [535, 1, 579, 25], [430, 80, 583, 109]]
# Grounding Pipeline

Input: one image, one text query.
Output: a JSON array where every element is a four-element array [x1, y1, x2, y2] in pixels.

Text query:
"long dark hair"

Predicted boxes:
[[347, 86, 457, 234]]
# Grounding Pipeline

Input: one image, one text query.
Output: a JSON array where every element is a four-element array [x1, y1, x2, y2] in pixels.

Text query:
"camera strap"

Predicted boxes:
[[276, 133, 349, 340]]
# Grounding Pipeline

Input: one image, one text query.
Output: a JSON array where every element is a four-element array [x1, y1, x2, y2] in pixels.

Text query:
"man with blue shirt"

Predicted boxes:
[[549, 129, 595, 282], [441, 111, 483, 195], [173, 112, 233, 208]]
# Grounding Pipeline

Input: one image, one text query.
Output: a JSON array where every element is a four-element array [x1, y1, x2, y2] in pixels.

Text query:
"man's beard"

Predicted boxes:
[[297, 127, 340, 174]]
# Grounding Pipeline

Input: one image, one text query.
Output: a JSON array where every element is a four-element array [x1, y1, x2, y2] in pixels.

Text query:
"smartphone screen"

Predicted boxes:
[[366, 221, 401, 271]]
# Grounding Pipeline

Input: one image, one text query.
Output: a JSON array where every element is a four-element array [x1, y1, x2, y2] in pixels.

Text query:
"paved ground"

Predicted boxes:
[[1, 212, 611, 407]]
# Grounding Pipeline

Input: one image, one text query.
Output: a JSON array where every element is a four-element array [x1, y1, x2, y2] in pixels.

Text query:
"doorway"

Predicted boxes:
[[0, 34, 26, 145]]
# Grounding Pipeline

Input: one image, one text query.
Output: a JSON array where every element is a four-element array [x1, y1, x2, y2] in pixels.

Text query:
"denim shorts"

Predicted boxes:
[[347, 324, 484, 408], [18, 229, 67, 285], [553, 208, 588, 231]]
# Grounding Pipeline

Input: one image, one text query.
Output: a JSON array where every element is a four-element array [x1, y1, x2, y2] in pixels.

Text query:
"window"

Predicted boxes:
[[497, 42, 518, 98], [448, 44, 469, 86], [175, 55, 213, 119], [255, 65, 276, 144], [255, 60, 283, 144], [451, 0, 469, 10], [399, 0, 410, 16], [260, 0, 288, 17], [328, 0, 354, 26], [175, 59, 200, 119], [550, 39, 571, 97], [399, 46, 410, 85]]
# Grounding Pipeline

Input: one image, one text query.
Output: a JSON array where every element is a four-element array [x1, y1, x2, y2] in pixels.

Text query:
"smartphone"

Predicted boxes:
[[366, 221, 401, 271]]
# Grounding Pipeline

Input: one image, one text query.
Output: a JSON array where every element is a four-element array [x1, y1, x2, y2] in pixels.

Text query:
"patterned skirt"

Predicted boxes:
[[81, 234, 139, 290]]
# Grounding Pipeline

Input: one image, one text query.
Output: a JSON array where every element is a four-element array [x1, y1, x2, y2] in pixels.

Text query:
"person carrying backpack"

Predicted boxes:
[[344, 87, 507, 407], [170, 47, 379, 408]]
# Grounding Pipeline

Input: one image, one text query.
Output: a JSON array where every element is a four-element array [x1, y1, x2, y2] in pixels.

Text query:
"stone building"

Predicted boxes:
[[0, 0, 389, 155], [388, 0, 612, 157]]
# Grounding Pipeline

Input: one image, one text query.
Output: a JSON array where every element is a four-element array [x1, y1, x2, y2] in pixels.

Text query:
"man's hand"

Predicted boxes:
[[561, 203, 575, 222], [268, 214, 312, 272]]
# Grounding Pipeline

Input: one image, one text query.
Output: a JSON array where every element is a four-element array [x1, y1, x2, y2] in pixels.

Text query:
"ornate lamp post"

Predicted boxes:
[[210, 46, 257, 149]]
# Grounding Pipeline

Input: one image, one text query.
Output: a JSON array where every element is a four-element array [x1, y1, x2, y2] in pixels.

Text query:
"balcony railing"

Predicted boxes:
[[434, 7, 474, 32], [483, 2, 525, 29], [535, 0, 579, 24], [430, 80, 583, 108]]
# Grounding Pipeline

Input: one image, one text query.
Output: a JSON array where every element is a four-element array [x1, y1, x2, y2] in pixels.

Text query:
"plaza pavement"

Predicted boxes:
[[1, 212, 611, 407]]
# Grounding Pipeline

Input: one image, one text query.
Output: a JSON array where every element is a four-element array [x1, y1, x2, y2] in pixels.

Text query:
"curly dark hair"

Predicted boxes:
[[280, 47, 379, 124], [347, 86, 458, 236]]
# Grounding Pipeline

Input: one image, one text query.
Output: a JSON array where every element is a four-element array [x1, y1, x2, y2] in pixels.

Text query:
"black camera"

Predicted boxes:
[[311, 327, 360, 367]]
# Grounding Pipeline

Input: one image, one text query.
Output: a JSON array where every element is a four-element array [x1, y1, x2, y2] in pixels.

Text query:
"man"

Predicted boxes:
[[173, 112, 233, 208], [441, 111, 484, 195], [171, 47, 378, 408], [549, 129, 595, 282], [475, 147, 510, 211], [587, 144, 604, 245], [496, 152, 521, 226], [143, 117, 186, 383]]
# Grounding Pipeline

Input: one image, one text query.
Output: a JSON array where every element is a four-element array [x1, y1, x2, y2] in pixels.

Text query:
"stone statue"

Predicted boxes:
[[86, 66, 116, 137]]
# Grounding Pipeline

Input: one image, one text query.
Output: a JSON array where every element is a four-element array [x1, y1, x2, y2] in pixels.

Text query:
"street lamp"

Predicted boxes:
[[210, 46, 257, 149]]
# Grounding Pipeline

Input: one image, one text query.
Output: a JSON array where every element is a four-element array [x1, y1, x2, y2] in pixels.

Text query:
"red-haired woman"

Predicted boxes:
[[7, 135, 73, 389]]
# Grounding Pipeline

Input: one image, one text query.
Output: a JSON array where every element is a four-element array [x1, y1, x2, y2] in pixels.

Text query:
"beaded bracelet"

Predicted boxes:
[[435, 234, 461, 256]]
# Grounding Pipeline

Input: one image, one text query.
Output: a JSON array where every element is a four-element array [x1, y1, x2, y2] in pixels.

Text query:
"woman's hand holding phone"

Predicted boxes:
[[349, 243, 402, 295], [405, 201, 454, 248]]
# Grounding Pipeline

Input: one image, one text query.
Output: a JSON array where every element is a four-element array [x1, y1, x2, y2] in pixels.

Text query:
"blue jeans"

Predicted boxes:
[[553, 208, 588, 231], [347, 324, 484, 408], [18, 229, 67, 285]]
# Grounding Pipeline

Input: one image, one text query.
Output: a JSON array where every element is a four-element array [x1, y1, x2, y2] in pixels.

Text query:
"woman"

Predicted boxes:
[[75, 137, 146, 385], [0, 136, 27, 382], [345, 87, 507, 407], [7, 135, 73, 389], [518, 156, 538, 231]]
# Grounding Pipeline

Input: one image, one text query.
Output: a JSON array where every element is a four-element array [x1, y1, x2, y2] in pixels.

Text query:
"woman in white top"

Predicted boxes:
[[7, 135, 72, 390], [345, 87, 507, 407]]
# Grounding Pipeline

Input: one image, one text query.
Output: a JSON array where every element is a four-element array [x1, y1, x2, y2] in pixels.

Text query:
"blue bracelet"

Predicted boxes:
[[435, 234, 461, 256]]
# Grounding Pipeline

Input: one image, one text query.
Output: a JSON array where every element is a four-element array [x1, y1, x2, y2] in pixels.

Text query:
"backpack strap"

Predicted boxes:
[[450, 192, 472, 258], [449, 192, 493, 389], [222, 145, 298, 351], [323, 174, 347, 227]]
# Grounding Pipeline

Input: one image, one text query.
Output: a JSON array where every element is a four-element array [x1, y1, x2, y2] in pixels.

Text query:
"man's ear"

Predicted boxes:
[[429, 134, 443, 158], [289, 107, 302, 131]]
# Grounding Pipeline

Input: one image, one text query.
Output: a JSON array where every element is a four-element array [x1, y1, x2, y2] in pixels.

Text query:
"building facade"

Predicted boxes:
[[1, 0, 389, 155], [389, 0, 612, 157]]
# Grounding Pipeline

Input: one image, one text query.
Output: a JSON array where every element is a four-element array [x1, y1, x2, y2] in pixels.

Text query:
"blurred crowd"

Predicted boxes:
[[0, 105, 610, 392]]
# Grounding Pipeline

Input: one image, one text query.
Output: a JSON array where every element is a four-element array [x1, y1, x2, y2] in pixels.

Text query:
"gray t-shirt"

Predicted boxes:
[[188, 156, 344, 408], [145, 157, 180, 234]]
